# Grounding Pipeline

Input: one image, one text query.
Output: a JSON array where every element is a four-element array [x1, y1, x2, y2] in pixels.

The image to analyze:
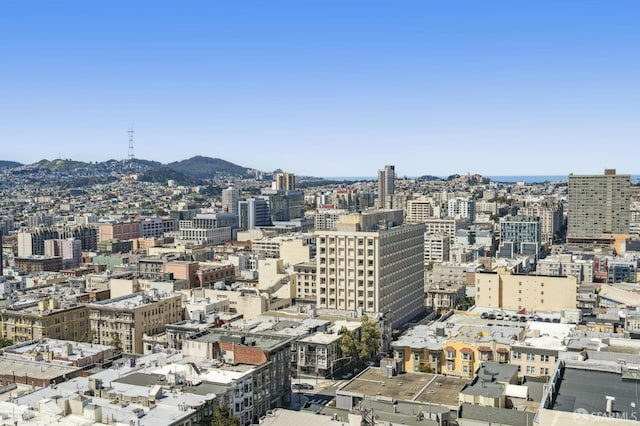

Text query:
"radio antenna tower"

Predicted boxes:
[[127, 126, 135, 168]]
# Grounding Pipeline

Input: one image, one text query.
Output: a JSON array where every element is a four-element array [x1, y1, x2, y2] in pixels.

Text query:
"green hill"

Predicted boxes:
[[0, 161, 22, 170], [166, 156, 250, 179]]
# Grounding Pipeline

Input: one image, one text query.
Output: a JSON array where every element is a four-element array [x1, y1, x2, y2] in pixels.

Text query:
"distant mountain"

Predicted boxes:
[[0, 161, 22, 170], [139, 166, 204, 185], [166, 156, 250, 179]]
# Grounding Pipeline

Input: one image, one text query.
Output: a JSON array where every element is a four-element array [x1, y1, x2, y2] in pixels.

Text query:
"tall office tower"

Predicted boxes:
[[315, 210, 425, 329], [260, 189, 305, 222], [568, 169, 631, 245], [222, 186, 240, 215], [238, 198, 272, 230], [274, 172, 296, 191], [499, 215, 542, 258], [377, 165, 395, 209]]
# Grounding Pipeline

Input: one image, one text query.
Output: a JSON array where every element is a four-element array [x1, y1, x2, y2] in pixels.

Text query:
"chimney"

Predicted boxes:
[[606, 395, 615, 414]]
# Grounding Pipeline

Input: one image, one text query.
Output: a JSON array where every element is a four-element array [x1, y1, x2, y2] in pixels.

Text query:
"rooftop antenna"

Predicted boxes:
[[127, 125, 135, 167]]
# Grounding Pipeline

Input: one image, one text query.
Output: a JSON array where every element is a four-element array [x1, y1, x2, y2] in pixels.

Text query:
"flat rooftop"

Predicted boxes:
[[340, 368, 471, 407], [189, 330, 292, 352], [552, 367, 640, 419], [414, 375, 473, 406], [90, 291, 177, 309], [5, 339, 112, 360], [0, 357, 81, 381]]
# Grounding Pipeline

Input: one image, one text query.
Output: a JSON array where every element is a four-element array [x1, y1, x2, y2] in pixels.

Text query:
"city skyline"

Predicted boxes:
[[2, 1, 639, 177]]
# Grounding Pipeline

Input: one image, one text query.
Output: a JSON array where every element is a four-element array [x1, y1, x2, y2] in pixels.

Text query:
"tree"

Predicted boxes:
[[339, 326, 359, 359], [109, 335, 123, 354], [358, 315, 382, 360], [339, 315, 382, 361], [0, 338, 13, 349], [211, 403, 240, 426]]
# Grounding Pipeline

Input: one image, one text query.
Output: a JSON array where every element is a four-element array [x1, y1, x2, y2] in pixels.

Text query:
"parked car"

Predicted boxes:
[[292, 383, 314, 391]]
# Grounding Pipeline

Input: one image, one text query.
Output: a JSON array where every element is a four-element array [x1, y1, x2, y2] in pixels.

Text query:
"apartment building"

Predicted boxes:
[[536, 254, 594, 284], [139, 217, 175, 238], [406, 198, 436, 224], [15, 255, 62, 273], [499, 215, 542, 258], [99, 221, 140, 242], [182, 329, 293, 424], [424, 218, 467, 241], [293, 261, 316, 302], [315, 211, 425, 329], [424, 233, 450, 264], [519, 199, 563, 245], [568, 169, 631, 245], [475, 269, 578, 312], [314, 208, 348, 231], [0, 298, 90, 343], [89, 290, 183, 354]]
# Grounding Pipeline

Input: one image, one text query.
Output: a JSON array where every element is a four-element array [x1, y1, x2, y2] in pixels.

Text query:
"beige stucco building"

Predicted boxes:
[[315, 211, 425, 329], [89, 291, 183, 354], [475, 269, 578, 312]]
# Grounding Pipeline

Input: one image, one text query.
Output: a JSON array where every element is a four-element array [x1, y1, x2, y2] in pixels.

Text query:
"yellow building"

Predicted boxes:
[[475, 269, 578, 312], [443, 339, 478, 378]]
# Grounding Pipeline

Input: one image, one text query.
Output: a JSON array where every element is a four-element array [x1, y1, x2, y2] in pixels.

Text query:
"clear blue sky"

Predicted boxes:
[[1, 1, 639, 177]]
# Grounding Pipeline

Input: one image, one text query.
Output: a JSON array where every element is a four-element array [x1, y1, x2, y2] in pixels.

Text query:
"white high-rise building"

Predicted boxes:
[[447, 198, 476, 222], [315, 211, 425, 329]]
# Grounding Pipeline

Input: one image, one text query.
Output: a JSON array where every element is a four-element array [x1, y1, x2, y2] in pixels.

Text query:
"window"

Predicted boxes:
[[526, 353, 535, 361], [526, 366, 536, 375], [541, 354, 550, 362], [446, 362, 454, 371], [513, 351, 521, 360], [462, 365, 470, 373], [414, 353, 420, 360], [461, 352, 472, 361]]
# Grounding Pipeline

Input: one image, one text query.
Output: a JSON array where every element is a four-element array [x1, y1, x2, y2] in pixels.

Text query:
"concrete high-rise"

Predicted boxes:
[[315, 210, 425, 329], [222, 186, 240, 215], [568, 169, 631, 245], [274, 172, 296, 191], [377, 165, 395, 209]]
